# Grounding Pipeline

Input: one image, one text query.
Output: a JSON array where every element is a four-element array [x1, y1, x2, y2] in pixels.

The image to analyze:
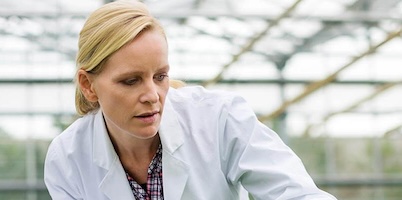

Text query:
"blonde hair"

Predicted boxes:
[[75, 0, 171, 115]]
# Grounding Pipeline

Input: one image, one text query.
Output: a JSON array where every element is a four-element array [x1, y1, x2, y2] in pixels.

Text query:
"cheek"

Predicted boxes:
[[95, 83, 127, 107], [159, 85, 170, 99]]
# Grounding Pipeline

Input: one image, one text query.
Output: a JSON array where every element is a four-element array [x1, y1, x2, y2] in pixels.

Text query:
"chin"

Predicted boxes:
[[133, 129, 159, 139]]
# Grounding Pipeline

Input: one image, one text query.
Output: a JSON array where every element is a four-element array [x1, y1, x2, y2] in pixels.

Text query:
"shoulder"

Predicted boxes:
[[166, 86, 257, 135], [46, 112, 97, 162], [168, 86, 254, 118], [167, 85, 245, 108], [44, 112, 98, 192], [44, 113, 99, 199]]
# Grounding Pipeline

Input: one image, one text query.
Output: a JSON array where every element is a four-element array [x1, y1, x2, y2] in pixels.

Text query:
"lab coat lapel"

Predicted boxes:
[[159, 97, 189, 199], [99, 159, 135, 200], [162, 152, 189, 199], [92, 111, 135, 200]]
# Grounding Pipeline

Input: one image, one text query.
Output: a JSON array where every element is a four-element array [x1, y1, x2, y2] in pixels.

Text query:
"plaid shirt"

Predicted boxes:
[[126, 144, 163, 200]]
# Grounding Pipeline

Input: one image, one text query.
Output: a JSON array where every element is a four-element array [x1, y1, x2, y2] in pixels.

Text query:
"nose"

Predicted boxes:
[[139, 79, 159, 104]]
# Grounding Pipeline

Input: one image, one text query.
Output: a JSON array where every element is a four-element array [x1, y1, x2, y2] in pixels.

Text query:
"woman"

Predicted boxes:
[[44, 1, 337, 199]]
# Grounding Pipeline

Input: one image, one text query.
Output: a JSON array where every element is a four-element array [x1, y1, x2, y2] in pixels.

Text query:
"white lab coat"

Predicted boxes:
[[44, 86, 336, 200]]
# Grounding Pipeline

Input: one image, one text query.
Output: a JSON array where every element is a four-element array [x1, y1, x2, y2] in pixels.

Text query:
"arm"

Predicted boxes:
[[221, 96, 337, 200]]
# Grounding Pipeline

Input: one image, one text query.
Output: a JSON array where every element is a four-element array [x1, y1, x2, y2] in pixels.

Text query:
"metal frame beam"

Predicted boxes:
[[201, 0, 305, 87], [302, 81, 401, 136], [1, 12, 401, 23], [258, 28, 402, 122], [0, 78, 396, 85]]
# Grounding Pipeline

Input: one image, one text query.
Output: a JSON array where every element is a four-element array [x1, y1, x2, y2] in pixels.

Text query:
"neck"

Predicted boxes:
[[110, 132, 160, 162], [109, 133, 160, 184]]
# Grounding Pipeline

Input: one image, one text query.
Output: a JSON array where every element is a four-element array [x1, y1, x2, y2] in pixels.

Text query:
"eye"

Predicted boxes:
[[155, 74, 168, 81], [122, 78, 139, 85]]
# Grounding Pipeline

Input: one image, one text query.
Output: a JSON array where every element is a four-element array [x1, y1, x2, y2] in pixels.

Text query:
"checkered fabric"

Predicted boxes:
[[126, 144, 163, 200]]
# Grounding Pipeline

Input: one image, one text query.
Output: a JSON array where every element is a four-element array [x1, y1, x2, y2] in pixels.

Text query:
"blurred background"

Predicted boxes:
[[1, 0, 402, 199]]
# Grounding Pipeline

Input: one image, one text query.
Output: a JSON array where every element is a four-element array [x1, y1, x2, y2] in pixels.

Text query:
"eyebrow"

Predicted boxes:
[[115, 65, 170, 78], [161, 65, 170, 72], [154, 65, 170, 73]]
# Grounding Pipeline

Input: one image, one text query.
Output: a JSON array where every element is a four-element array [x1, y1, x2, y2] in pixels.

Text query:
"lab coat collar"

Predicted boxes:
[[92, 110, 116, 170], [92, 110, 135, 199], [159, 96, 189, 199], [159, 96, 184, 154]]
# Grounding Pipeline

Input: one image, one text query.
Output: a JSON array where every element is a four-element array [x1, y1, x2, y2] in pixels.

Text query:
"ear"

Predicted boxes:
[[77, 69, 98, 102]]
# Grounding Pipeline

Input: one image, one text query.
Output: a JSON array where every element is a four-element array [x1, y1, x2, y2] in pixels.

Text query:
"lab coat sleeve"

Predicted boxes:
[[221, 96, 337, 200], [44, 139, 82, 200]]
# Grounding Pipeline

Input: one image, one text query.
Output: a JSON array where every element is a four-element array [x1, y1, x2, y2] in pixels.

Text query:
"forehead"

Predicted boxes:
[[101, 30, 169, 74]]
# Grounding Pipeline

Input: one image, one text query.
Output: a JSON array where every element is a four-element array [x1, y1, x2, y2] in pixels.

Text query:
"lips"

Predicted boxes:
[[134, 111, 159, 124], [136, 111, 159, 118]]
